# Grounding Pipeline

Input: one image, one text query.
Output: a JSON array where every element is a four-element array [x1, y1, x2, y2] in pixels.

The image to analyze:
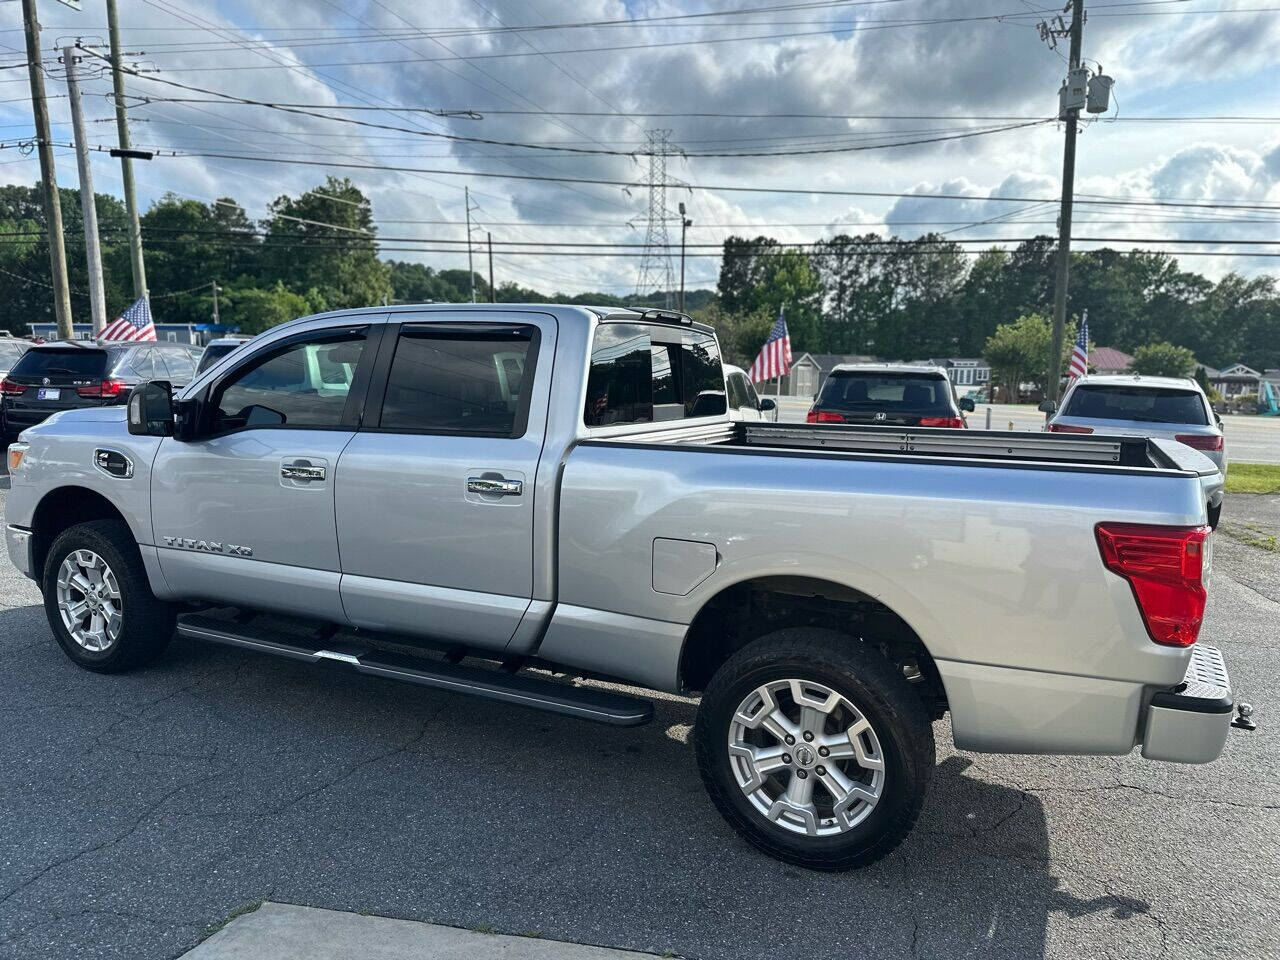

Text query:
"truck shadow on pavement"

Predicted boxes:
[[0, 613, 1161, 960]]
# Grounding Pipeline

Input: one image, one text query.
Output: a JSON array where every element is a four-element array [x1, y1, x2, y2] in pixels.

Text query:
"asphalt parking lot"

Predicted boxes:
[[1, 488, 1277, 960]]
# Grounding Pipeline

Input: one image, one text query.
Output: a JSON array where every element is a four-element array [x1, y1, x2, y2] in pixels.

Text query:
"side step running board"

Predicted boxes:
[[175, 614, 653, 727]]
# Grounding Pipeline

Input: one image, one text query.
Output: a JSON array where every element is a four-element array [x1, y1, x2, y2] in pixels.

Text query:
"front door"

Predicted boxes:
[[151, 326, 374, 622], [335, 314, 554, 651]]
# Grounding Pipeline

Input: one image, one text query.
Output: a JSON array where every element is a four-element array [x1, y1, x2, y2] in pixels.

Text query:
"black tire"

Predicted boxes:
[[694, 628, 935, 871], [41, 519, 175, 673]]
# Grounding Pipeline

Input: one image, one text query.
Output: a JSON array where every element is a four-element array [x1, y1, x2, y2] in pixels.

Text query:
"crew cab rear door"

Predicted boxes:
[[334, 312, 555, 652]]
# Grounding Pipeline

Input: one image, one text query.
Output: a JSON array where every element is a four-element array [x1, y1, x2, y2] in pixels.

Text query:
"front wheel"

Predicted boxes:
[[42, 519, 175, 673], [694, 628, 935, 870]]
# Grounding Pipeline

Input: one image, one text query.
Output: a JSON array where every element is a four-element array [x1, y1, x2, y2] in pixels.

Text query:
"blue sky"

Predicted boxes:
[[2, 0, 1277, 295]]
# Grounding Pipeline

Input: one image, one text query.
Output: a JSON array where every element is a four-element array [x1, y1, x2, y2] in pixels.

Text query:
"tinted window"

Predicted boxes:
[[584, 323, 725, 426], [727, 372, 749, 409], [0, 342, 27, 367], [213, 334, 365, 431], [1063, 385, 1208, 425], [157, 346, 196, 383], [115, 348, 159, 380], [379, 327, 535, 437], [197, 342, 241, 374], [9, 348, 108, 382], [817, 371, 955, 415]]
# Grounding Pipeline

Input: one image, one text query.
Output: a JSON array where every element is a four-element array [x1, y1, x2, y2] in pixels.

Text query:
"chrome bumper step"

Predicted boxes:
[[175, 613, 653, 727]]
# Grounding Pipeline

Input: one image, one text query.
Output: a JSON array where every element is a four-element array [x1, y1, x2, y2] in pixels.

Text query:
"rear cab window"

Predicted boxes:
[[584, 322, 726, 426], [378, 325, 537, 437], [8, 348, 108, 384], [817, 371, 956, 416], [1063, 385, 1208, 425]]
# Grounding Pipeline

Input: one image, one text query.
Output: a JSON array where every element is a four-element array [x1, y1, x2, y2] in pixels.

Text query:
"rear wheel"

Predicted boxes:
[[694, 628, 935, 870], [42, 519, 175, 673]]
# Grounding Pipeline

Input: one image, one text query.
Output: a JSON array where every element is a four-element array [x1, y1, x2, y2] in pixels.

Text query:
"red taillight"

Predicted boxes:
[[1048, 423, 1093, 434], [76, 379, 126, 399], [918, 416, 965, 428], [1175, 433, 1223, 452], [1095, 523, 1210, 647], [0, 378, 26, 396], [806, 410, 845, 423]]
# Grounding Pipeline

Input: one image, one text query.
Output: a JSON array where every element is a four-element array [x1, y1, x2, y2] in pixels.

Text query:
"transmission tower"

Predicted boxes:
[[634, 129, 678, 308]]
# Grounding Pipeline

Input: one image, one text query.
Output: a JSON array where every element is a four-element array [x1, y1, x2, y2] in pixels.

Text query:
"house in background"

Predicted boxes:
[[28, 322, 238, 345], [926, 358, 991, 389], [1088, 346, 1134, 374], [780, 352, 876, 397], [1207, 363, 1263, 398]]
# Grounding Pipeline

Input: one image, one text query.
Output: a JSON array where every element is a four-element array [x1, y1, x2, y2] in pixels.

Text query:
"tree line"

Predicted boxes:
[[704, 234, 1279, 379], [1, 178, 1275, 384]]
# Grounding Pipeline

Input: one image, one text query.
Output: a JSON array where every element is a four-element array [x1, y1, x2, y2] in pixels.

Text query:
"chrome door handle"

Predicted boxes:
[[467, 477, 522, 497], [281, 464, 326, 482]]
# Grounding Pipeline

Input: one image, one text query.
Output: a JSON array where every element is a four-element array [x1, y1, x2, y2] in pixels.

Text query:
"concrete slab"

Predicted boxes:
[[181, 902, 667, 960]]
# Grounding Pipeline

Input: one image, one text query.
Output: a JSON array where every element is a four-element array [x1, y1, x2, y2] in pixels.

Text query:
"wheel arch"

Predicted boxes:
[[30, 485, 137, 578], [678, 574, 947, 718]]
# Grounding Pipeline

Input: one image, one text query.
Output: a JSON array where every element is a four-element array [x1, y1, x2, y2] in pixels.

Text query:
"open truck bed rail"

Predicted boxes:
[[614, 419, 1222, 475]]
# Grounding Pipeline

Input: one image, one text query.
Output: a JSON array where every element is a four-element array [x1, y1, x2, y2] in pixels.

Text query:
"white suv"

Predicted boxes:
[[1044, 374, 1225, 505]]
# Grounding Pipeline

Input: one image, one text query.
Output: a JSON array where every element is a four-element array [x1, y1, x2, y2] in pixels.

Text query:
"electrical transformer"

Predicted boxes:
[[1087, 74, 1114, 114]]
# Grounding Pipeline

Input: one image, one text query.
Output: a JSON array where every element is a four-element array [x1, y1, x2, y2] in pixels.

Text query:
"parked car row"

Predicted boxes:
[[0, 337, 249, 442]]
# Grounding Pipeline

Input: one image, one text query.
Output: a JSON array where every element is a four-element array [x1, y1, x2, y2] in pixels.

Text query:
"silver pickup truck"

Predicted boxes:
[[4, 304, 1240, 871]]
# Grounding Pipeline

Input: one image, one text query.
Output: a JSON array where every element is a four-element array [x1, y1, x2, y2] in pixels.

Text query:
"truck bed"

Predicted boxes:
[[605, 420, 1220, 476]]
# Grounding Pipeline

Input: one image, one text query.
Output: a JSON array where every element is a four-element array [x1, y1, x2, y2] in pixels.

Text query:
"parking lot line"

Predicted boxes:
[[181, 902, 666, 960]]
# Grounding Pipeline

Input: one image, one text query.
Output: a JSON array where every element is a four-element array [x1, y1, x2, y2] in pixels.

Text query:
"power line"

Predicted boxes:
[[163, 150, 1280, 212], [94, 63, 1054, 157]]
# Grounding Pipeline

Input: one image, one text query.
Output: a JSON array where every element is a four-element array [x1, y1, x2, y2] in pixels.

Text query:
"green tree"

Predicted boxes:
[[260, 177, 390, 309], [1130, 341, 1196, 378], [984, 313, 1075, 400], [221, 282, 313, 335]]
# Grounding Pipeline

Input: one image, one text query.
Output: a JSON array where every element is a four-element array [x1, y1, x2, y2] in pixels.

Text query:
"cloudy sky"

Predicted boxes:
[[2, 0, 1278, 296]]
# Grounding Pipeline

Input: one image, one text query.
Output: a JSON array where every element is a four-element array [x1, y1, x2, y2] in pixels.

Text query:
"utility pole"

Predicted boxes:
[[64, 46, 106, 335], [106, 0, 147, 301], [487, 232, 494, 303], [1047, 0, 1085, 401], [211, 281, 221, 325], [678, 202, 692, 313], [464, 185, 475, 303], [21, 0, 73, 339]]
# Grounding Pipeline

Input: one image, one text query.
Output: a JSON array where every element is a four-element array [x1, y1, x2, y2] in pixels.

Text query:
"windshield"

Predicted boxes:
[[1062, 385, 1208, 425], [197, 342, 240, 374], [8, 348, 108, 382], [817, 371, 955, 415], [0, 343, 27, 366]]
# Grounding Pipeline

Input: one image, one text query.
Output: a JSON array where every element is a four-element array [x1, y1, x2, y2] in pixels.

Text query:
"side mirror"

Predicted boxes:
[[759, 397, 777, 412], [1037, 399, 1058, 414], [958, 397, 976, 413], [127, 380, 174, 436]]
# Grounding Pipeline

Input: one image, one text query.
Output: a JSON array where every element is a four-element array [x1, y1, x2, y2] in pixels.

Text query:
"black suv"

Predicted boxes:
[[1, 340, 202, 441]]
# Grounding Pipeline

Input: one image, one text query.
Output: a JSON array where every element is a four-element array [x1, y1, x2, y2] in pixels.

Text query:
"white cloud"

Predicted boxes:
[[1, 0, 1274, 290]]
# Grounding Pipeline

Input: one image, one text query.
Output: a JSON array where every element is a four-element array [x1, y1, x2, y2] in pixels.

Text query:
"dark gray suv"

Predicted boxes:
[[1, 340, 202, 440]]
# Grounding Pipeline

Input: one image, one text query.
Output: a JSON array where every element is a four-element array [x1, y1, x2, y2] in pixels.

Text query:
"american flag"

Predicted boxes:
[[1067, 310, 1089, 380], [100, 297, 156, 342], [747, 306, 792, 384]]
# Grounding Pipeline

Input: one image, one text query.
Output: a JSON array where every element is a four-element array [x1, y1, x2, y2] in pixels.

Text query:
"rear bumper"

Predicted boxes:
[[1141, 644, 1232, 763], [6, 523, 34, 579]]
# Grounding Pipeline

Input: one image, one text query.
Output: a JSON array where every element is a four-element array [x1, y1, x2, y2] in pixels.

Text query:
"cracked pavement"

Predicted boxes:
[[0, 490, 1276, 960]]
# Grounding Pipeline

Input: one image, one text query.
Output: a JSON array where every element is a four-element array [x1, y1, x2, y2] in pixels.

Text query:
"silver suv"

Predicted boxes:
[[1045, 373, 1225, 470]]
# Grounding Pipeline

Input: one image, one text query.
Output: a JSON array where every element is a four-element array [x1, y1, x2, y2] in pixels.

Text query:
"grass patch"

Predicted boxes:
[[1225, 462, 1280, 495], [1220, 521, 1279, 552]]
